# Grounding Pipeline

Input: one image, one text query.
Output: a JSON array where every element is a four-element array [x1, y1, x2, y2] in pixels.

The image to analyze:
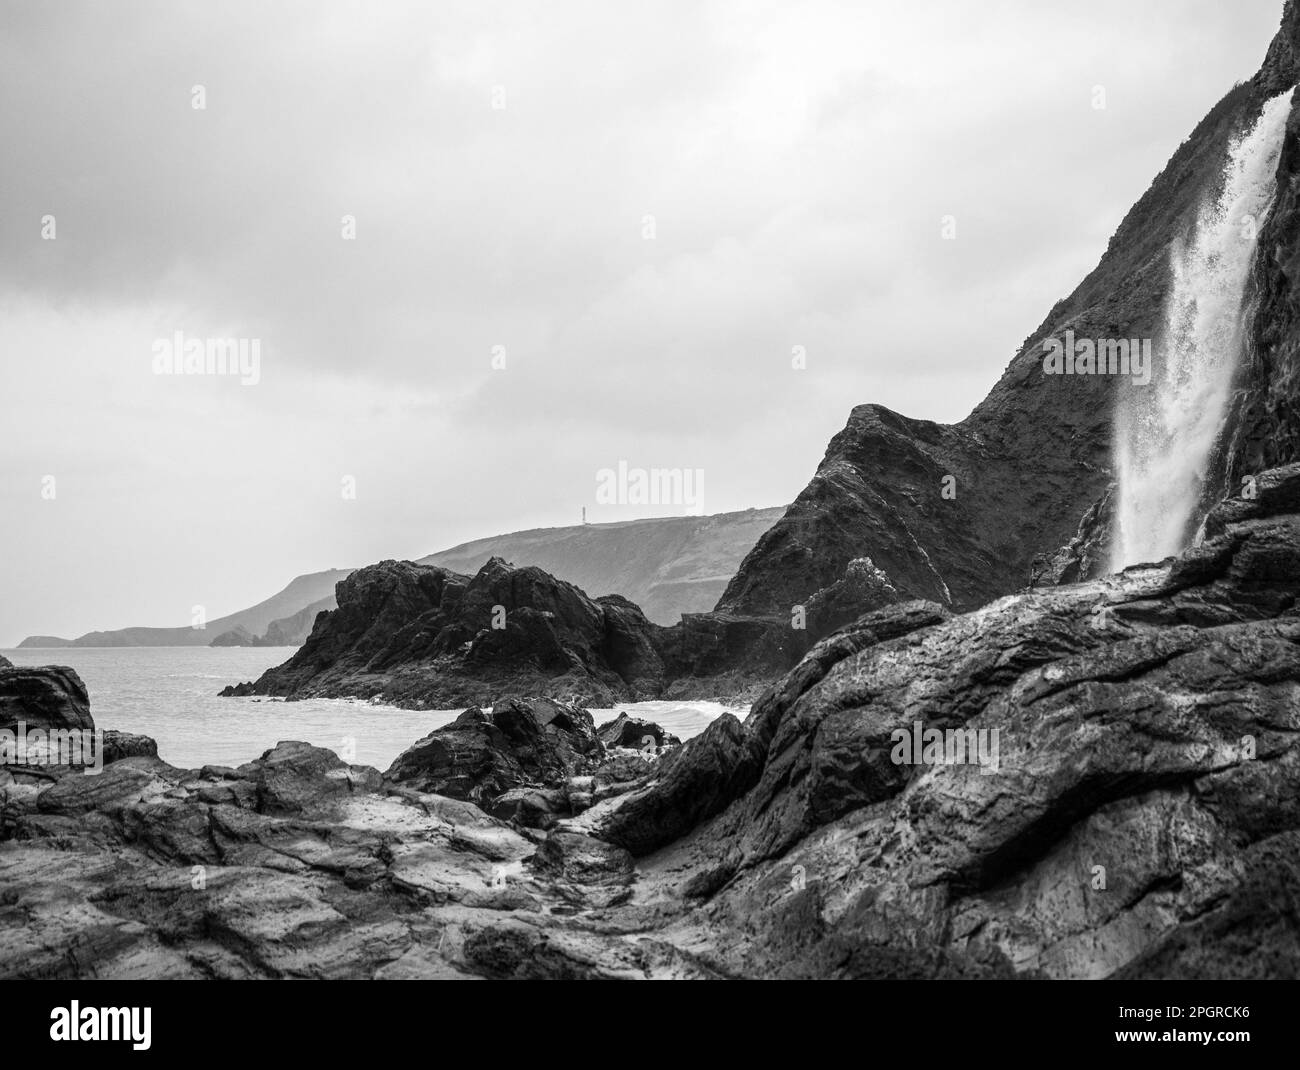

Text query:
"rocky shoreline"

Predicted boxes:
[[6, 465, 1300, 978], [217, 555, 810, 709]]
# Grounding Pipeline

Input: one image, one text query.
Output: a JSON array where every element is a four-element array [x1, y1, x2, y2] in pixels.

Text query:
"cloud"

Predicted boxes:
[[0, 0, 1285, 642]]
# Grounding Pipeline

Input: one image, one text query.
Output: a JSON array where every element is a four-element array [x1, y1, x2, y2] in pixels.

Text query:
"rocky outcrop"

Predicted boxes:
[[0, 733, 706, 978], [384, 699, 679, 830], [1028, 485, 1115, 588], [8, 467, 1300, 978], [100, 730, 159, 765], [569, 462, 1300, 978], [385, 699, 599, 806], [0, 664, 92, 734], [209, 626, 256, 647], [220, 557, 653, 706], [221, 556, 807, 707], [714, 7, 1300, 625], [595, 713, 681, 751]]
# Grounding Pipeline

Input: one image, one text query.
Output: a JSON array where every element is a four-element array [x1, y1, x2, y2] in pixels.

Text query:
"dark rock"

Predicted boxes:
[[231, 741, 383, 816], [0, 665, 92, 734], [590, 462, 1300, 977], [384, 700, 595, 806], [488, 786, 565, 829], [11, 464, 1300, 979], [1029, 485, 1115, 587], [803, 556, 901, 638], [36, 757, 183, 816], [533, 830, 634, 887], [712, 39, 1300, 628], [101, 730, 159, 766], [595, 713, 765, 857], [595, 712, 680, 751]]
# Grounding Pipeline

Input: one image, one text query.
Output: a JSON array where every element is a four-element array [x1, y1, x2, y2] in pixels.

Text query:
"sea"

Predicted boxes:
[[1, 646, 738, 770]]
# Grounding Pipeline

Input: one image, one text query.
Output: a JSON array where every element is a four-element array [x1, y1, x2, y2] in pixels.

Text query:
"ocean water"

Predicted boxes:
[[1, 646, 737, 770]]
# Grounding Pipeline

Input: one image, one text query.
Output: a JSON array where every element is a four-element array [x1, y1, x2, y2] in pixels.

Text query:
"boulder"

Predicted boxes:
[[595, 712, 680, 751], [384, 701, 595, 805], [0, 665, 92, 734]]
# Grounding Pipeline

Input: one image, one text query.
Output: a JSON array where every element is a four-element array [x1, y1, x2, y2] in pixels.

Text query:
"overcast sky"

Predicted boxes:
[[0, 0, 1285, 645]]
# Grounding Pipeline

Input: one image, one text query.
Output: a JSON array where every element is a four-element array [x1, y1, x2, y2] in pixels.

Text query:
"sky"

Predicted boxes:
[[0, 0, 1286, 646]]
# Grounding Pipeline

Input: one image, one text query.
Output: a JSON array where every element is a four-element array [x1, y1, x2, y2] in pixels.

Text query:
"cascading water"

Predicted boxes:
[[1111, 88, 1293, 570]]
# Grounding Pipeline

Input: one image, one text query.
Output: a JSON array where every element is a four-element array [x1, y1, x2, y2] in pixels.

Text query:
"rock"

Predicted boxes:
[[209, 626, 256, 647], [11, 456, 1300, 980], [36, 757, 183, 816], [1029, 485, 1115, 586], [589, 462, 1300, 978], [803, 556, 901, 638], [594, 713, 765, 856], [232, 741, 384, 815], [533, 830, 634, 887], [595, 712, 680, 751], [488, 786, 565, 829], [711, 24, 1300, 628], [219, 558, 666, 707], [0, 665, 92, 734], [218, 556, 809, 709], [384, 701, 594, 806], [101, 730, 159, 765]]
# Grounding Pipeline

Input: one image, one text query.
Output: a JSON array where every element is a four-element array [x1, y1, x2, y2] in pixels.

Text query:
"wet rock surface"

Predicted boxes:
[[10, 466, 1300, 977], [0, 664, 92, 734], [220, 555, 805, 708]]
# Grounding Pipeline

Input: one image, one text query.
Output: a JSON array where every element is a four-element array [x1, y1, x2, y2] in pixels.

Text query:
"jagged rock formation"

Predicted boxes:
[[384, 698, 676, 829], [0, 663, 92, 734], [1029, 486, 1115, 588], [571, 462, 1300, 978], [221, 557, 673, 706], [220, 0, 1300, 709], [716, 5, 1300, 621], [9, 465, 1300, 978], [221, 556, 809, 706]]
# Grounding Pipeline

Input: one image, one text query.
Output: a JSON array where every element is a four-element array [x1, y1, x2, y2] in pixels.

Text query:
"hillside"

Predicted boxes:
[[16, 570, 352, 649], [418, 507, 785, 625], [17, 507, 786, 647]]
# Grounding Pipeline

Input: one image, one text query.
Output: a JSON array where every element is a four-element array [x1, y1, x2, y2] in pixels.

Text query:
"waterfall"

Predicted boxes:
[[1111, 88, 1293, 570]]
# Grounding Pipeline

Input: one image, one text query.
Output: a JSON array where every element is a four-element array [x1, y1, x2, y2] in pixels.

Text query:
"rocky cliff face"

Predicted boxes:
[[717, 3, 1300, 619], [0, 663, 91, 735], [221, 555, 815, 706], [9, 465, 1300, 979], [576, 462, 1300, 978], [221, 557, 675, 707]]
